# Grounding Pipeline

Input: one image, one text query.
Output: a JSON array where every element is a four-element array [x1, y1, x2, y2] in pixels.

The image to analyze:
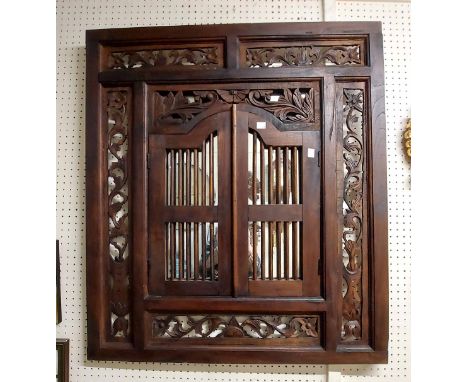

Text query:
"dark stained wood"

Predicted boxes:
[[209, 133, 214, 206], [368, 30, 389, 353], [130, 82, 148, 346], [86, 22, 388, 364], [144, 296, 326, 313], [194, 222, 199, 280], [202, 221, 207, 280], [268, 147, 273, 204], [245, 114, 320, 297], [202, 139, 206, 206], [285, 221, 290, 281], [186, 221, 191, 280], [233, 110, 249, 296], [269, 222, 274, 280], [253, 132, 257, 205], [210, 222, 214, 280], [178, 222, 183, 280], [148, 112, 231, 293], [171, 222, 176, 280]]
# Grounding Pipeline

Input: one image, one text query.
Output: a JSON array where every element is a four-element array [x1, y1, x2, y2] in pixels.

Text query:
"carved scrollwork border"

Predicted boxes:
[[152, 87, 319, 130], [341, 87, 366, 342], [245, 45, 362, 68], [107, 47, 221, 70], [107, 89, 132, 340], [152, 315, 319, 339]]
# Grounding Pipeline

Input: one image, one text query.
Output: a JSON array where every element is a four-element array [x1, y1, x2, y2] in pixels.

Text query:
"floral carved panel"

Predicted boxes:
[[341, 88, 365, 342], [245, 45, 362, 68], [107, 89, 131, 340], [152, 315, 319, 339], [152, 86, 320, 130], [108, 47, 221, 70]]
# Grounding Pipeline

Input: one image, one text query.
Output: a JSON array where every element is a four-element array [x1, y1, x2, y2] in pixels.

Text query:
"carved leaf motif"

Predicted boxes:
[[246, 88, 315, 123], [224, 318, 245, 337], [152, 315, 320, 339], [153, 87, 316, 129], [291, 317, 319, 337], [341, 88, 365, 342], [107, 90, 131, 339], [246, 45, 361, 67], [154, 91, 218, 125], [108, 47, 220, 69]]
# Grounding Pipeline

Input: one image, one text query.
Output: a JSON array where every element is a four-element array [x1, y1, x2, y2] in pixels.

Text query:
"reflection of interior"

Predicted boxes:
[[247, 130, 302, 280], [165, 133, 219, 281]]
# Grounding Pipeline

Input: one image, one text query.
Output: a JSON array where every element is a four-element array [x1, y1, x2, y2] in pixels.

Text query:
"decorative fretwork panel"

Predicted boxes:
[[240, 38, 367, 68], [152, 315, 319, 339], [106, 88, 132, 340], [154, 91, 218, 127], [340, 87, 366, 342], [151, 84, 320, 131], [107, 44, 223, 70]]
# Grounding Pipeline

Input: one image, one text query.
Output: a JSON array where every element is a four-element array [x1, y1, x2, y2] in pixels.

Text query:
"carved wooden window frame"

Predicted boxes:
[[86, 22, 388, 364]]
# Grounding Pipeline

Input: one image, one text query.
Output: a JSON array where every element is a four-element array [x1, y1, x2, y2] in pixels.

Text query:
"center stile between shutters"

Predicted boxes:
[[86, 22, 389, 364]]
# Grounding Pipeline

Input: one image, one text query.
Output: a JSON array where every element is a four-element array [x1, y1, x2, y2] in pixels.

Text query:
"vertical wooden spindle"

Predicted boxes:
[[292, 147, 298, 204], [202, 222, 207, 280], [166, 152, 170, 205], [253, 132, 257, 204], [194, 149, 198, 205], [284, 147, 289, 204], [209, 133, 214, 206], [186, 222, 191, 280], [194, 222, 199, 280], [260, 141, 265, 204], [181, 222, 187, 278], [276, 148, 282, 278], [186, 149, 191, 206], [293, 221, 298, 279], [252, 221, 257, 280], [276, 147, 281, 204], [178, 222, 183, 280], [171, 222, 176, 279], [210, 222, 215, 280], [261, 222, 265, 280], [269, 222, 273, 280], [268, 147, 273, 204], [285, 221, 290, 280], [171, 150, 175, 205], [277, 221, 282, 279], [202, 141, 206, 206], [166, 223, 169, 278], [260, 142, 266, 279], [178, 149, 183, 206]]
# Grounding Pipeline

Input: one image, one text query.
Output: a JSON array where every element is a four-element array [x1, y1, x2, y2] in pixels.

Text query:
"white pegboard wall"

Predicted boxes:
[[56, 1, 410, 381]]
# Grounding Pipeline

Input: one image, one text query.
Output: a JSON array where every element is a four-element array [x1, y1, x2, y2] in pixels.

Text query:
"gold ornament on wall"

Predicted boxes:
[[403, 118, 411, 162]]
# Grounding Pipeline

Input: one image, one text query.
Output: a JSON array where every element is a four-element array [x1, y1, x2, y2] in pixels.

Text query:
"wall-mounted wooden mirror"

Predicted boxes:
[[86, 22, 388, 364]]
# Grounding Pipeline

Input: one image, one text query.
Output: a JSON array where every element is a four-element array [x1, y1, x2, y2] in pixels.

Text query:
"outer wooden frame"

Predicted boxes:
[[86, 22, 388, 364]]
